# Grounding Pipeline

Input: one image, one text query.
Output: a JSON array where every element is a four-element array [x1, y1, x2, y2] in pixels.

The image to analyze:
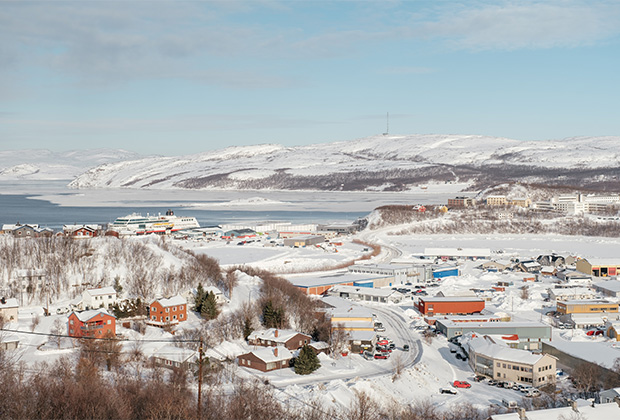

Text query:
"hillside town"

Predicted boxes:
[[2, 195, 620, 419]]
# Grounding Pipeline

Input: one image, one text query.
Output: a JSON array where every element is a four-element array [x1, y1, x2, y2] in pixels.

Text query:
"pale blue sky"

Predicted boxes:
[[1, 0, 619, 156]]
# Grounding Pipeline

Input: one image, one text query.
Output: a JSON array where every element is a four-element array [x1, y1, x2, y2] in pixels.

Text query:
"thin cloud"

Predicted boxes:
[[419, 1, 620, 51]]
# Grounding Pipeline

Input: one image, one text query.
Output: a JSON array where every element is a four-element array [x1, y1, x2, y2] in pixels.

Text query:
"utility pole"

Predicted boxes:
[[198, 340, 203, 419]]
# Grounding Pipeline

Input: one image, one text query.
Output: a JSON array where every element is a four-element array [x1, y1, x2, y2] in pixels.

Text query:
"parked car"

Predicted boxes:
[[453, 380, 471, 388], [487, 379, 498, 386], [403, 344, 410, 352], [440, 388, 457, 395], [474, 375, 485, 382], [525, 389, 540, 397], [363, 351, 374, 360], [374, 353, 389, 360], [586, 329, 604, 336]]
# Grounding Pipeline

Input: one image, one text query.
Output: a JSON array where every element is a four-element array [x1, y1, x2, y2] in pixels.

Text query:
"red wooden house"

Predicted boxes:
[[416, 296, 485, 316], [148, 295, 187, 327], [67, 309, 116, 338]]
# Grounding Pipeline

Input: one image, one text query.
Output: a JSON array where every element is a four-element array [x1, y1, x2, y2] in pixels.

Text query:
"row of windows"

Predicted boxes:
[[538, 364, 553, 372], [151, 313, 185, 321], [151, 305, 185, 313], [497, 362, 532, 372]]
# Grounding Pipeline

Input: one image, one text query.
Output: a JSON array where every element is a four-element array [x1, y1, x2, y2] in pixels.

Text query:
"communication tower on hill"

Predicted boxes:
[[383, 112, 389, 136]]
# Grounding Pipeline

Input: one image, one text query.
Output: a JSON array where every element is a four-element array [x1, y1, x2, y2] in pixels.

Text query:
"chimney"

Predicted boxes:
[[517, 407, 527, 420], [274, 329, 279, 338], [274, 347, 278, 357]]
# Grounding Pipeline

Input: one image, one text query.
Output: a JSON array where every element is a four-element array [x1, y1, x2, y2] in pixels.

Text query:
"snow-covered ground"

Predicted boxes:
[[4, 218, 620, 414]]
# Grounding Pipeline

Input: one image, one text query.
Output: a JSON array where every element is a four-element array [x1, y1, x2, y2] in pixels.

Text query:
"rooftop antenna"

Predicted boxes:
[[383, 112, 389, 136]]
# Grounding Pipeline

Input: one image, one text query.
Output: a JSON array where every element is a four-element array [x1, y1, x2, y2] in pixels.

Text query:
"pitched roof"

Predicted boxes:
[[0, 297, 19, 309], [244, 346, 293, 363], [72, 309, 115, 322], [248, 328, 308, 343], [85, 286, 117, 296], [154, 295, 186, 307]]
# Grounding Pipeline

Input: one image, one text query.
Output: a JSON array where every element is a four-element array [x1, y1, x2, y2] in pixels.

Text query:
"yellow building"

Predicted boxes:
[[510, 197, 532, 208], [556, 299, 619, 315], [486, 195, 507, 206], [576, 258, 620, 277]]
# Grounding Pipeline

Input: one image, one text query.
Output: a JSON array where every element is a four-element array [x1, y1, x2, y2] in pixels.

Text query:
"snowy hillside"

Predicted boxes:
[[5, 134, 616, 191], [0, 149, 144, 180]]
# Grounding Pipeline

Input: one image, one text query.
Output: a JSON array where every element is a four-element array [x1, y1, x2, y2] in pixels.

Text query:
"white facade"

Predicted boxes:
[[81, 287, 118, 310]]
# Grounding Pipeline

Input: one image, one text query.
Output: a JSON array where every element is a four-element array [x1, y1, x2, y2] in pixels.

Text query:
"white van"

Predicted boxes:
[[502, 399, 518, 409]]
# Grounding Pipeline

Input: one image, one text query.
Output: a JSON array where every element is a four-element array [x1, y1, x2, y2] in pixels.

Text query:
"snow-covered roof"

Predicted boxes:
[[492, 402, 620, 419], [550, 287, 594, 296], [584, 258, 620, 266], [152, 345, 197, 363], [420, 296, 484, 303], [466, 335, 548, 365], [0, 297, 19, 309], [348, 330, 376, 341], [329, 285, 403, 298], [154, 295, 186, 307], [289, 272, 390, 288], [333, 320, 374, 329], [85, 286, 116, 296], [545, 340, 620, 369], [72, 308, 114, 322], [248, 328, 306, 343], [245, 346, 292, 363], [594, 280, 620, 293], [561, 299, 615, 305]]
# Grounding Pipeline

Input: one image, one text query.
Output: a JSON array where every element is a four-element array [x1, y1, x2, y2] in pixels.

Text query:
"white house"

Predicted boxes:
[[76, 286, 118, 310]]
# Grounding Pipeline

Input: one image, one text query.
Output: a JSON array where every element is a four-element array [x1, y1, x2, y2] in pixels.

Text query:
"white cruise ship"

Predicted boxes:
[[109, 209, 200, 235]]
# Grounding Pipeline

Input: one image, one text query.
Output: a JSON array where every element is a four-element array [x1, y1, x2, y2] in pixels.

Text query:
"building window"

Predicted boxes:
[[180, 314, 184, 319], [165, 308, 169, 312], [70, 319, 74, 325], [180, 305, 184, 310], [107, 320, 111, 324], [152, 315, 156, 320]]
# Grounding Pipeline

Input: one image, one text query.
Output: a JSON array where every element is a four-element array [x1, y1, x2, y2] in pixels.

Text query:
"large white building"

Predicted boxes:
[[534, 194, 620, 214]]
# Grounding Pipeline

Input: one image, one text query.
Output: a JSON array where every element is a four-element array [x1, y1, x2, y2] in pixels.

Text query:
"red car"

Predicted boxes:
[[374, 353, 389, 359], [586, 330, 604, 336], [453, 380, 471, 388]]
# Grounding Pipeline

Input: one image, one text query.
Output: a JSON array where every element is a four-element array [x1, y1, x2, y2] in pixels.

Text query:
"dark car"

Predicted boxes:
[[403, 344, 410, 352], [440, 388, 457, 395], [474, 375, 485, 382]]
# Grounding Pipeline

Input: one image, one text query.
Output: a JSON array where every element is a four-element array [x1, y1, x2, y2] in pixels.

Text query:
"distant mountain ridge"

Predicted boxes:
[[5, 135, 620, 192], [0, 149, 145, 181]]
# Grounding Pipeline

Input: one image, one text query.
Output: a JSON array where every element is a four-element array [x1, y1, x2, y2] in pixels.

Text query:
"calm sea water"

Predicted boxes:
[[0, 193, 367, 230]]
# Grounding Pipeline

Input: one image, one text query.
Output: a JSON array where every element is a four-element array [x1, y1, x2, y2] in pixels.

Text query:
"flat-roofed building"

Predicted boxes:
[[486, 195, 507, 206], [556, 299, 619, 315], [448, 197, 476, 207], [465, 334, 557, 387], [593, 280, 620, 297], [288, 272, 392, 295], [435, 320, 552, 350], [327, 285, 405, 304], [283, 234, 325, 247], [348, 263, 416, 284], [424, 248, 491, 260], [416, 296, 485, 316], [576, 258, 620, 277]]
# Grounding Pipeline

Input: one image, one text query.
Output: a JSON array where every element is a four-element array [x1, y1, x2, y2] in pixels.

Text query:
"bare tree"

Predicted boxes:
[[391, 352, 405, 381], [49, 318, 64, 349], [30, 313, 40, 332], [347, 390, 381, 420]]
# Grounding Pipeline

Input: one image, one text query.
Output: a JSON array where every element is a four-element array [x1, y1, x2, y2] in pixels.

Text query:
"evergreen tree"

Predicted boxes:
[[243, 317, 254, 340], [194, 283, 205, 313], [294, 345, 320, 375], [262, 300, 284, 328], [113, 276, 123, 295], [201, 291, 218, 320]]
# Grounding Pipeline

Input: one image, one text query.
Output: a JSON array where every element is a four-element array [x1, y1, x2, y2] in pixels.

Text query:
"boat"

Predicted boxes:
[[109, 209, 200, 235]]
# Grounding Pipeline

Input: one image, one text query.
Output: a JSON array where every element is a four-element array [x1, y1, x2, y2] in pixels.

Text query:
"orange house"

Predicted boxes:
[[148, 295, 187, 326], [67, 309, 116, 338]]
